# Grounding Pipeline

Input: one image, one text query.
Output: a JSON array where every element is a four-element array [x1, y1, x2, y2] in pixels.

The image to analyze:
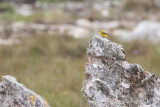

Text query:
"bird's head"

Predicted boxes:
[[99, 30, 103, 33]]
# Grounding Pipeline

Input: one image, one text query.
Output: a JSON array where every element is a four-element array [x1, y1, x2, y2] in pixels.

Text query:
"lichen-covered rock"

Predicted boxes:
[[0, 75, 50, 107], [82, 35, 160, 107]]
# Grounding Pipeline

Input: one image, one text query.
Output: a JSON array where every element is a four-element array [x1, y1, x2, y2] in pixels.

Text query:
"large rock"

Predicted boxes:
[[82, 35, 160, 107], [0, 75, 50, 107]]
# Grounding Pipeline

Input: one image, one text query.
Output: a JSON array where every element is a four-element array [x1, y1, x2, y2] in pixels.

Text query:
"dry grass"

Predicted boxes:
[[0, 35, 88, 107], [0, 35, 159, 106]]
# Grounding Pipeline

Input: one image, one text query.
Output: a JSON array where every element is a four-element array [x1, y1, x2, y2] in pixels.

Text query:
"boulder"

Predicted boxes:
[[0, 75, 50, 107], [82, 35, 160, 107]]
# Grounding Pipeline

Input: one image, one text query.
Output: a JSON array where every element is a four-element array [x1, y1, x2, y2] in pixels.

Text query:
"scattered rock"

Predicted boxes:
[[1, 20, 160, 45], [133, 21, 160, 42], [76, 19, 94, 28], [113, 21, 160, 42], [113, 29, 132, 42], [16, 4, 33, 16], [76, 19, 120, 30]]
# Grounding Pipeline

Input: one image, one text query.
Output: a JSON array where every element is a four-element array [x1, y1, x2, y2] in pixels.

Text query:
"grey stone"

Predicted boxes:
[[0, 75, 50, 107], [82, 35, 160, 107]]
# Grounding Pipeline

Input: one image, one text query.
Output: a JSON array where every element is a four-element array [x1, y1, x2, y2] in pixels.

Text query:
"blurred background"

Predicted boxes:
[[0, 0, 160, 106]]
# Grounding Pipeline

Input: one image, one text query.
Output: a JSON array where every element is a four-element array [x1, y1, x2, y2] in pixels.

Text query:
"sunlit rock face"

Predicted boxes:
[[0, 75, 50, 107], [82, 35, 160, 107]]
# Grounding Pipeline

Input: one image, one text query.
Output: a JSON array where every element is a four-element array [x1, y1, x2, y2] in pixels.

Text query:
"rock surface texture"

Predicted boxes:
[[82, 35, 160, 107], [0, 75, 50, 107]]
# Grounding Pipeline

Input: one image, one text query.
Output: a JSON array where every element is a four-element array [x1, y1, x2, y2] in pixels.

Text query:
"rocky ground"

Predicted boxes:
[[0, 0, 160, 45]]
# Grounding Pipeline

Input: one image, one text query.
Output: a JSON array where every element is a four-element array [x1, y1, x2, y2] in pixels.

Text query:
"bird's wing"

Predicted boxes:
[[102, 32, 110, 36]]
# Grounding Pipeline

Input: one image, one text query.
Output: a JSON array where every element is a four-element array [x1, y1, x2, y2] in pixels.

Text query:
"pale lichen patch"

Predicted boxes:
[[121, 82, 130, 88]]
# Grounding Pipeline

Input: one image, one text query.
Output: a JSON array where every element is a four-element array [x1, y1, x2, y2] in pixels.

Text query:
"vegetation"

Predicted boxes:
[[122, 0, 159, 12], [0, 2, 14, 12], [0, 35, 88, 107], [37, 0, 85, 2], [0, 7, 75, 24], [0, 35, 159, 107], [123, 40, 160, 77], [114, 38, 160, 77], [0, 0, 159, 107]]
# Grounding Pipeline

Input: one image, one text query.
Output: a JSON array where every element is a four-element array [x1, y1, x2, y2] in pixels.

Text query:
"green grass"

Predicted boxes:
[[108, 37, 160, 77], [0, 2, 14, 12], [0, 35, 89, 107], [0, 34, 159, 107], [0, 1, 159, 106], [121, 40, 160, 77], [0, 8, 75, 24], [122, 0, 159, 12], [37, 0, 85, 3]]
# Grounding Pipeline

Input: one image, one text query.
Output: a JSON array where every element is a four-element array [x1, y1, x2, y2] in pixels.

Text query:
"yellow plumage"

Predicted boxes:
[[99, 30, 110, 37]]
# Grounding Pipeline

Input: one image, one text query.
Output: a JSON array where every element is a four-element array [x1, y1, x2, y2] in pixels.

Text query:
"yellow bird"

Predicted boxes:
[[99, 30, 111, 37]]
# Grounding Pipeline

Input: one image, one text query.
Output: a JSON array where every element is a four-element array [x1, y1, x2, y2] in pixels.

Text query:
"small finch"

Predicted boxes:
[[99, 30, 111, 37]]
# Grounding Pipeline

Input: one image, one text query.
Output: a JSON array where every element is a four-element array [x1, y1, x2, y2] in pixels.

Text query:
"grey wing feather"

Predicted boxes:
[[102, 32, 110, 36]]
